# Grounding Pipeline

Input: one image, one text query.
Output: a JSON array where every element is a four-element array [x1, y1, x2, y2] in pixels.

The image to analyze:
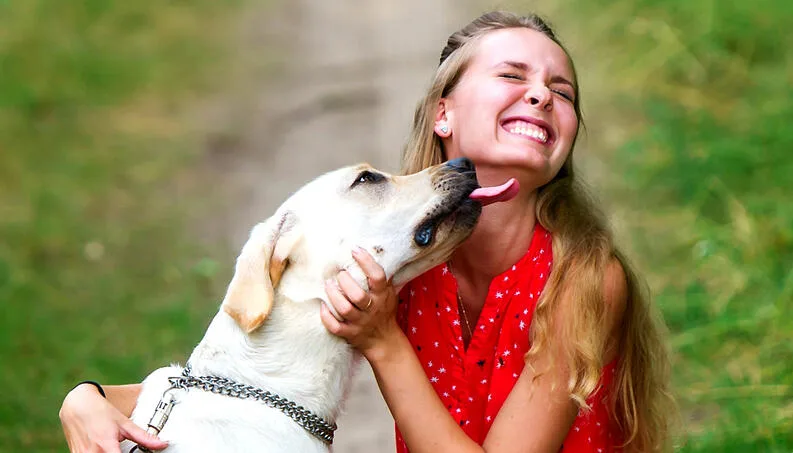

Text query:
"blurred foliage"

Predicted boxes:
[[0, 0, 240, 450], [529, 0, 793, 450]]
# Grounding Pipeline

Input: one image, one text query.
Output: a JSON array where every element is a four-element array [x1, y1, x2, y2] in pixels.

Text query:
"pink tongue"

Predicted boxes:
[[469, 178, 520, 206]]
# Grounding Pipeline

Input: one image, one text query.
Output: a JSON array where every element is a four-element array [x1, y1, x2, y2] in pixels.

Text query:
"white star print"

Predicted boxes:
[[523, 308, 529, 315], [539, 273, 544, 279], [480, 325, 485, 330], [434, 341, 439, 347], [513, 343, 518, 349], [486, 416, 492, 422], [427, 361, 433, 368], [481, 379, 487, 384], [529, 293, 533, 298], [439, 367, 446, 374], [489, 318, 494, 323], [451, 385, 456, 390], [456, 408, 461, 413], [442, 266, 448, 274], [488, 394, 492, 401], [452, 319, 460, 326], [540, 248, 544, 254], [468, 397, 473, 402], [512, 265, 516, 271], [514, 290, 521, 296], [422, 286, 428, 291], [417, 309, 422, 316], [430, 376, 439, 383], [410, 289, 415, 296], [495, 291, 503, 298], [411, 327, 417, 334], [503, 276, 509, 282], [519, 320, 526, 330], [446, 306, 452, 312], [443, 392, 449, 397], [513, 373, 519, 378], [503, 350, 510, 357]]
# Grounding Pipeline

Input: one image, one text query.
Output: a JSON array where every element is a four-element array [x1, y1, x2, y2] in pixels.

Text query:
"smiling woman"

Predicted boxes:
[[323, 10, 677, 453]]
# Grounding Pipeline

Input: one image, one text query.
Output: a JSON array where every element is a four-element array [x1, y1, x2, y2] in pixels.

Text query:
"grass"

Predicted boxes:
[[0, 1, 242, 450], [507, 0, 793, 450]]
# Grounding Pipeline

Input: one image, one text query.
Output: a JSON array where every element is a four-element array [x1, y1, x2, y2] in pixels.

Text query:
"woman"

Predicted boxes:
[[60, 11, 674, 453], [319, 11, 674, 453]]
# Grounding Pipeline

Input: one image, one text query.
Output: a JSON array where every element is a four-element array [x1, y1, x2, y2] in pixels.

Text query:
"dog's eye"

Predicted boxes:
[[351, 170, 385, 187]]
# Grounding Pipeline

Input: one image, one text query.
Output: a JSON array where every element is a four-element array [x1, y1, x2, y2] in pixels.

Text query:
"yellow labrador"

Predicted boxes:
[[122, 158, 517, 453]]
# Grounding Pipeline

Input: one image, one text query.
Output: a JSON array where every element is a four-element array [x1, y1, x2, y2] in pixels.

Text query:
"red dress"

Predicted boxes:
[[396, 224, 621, 452]]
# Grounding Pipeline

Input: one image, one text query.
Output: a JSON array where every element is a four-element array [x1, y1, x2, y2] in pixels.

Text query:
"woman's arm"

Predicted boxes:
[[60, 382, 168, 452], [361, 320, 577, 453]]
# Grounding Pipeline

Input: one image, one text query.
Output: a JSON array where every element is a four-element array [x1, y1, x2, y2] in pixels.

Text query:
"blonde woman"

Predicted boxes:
[[321, 11, 675, 453]]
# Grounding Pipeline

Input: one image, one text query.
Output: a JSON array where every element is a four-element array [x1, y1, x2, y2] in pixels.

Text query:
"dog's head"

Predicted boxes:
[[221, 158, 486, 333]]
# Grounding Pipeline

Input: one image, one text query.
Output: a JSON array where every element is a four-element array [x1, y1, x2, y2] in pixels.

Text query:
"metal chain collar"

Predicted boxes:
[[167, 365, 337, 444]]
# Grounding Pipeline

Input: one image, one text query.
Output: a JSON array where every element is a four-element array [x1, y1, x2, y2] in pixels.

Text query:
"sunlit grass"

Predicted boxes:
[[0, 1, 243, 450]]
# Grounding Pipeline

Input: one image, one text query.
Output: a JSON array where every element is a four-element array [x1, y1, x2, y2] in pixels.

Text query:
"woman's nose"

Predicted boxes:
[[523, 86, 553, 112]]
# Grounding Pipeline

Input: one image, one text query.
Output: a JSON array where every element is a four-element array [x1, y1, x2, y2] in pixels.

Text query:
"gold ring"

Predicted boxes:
[[365, 297, 374, 310]]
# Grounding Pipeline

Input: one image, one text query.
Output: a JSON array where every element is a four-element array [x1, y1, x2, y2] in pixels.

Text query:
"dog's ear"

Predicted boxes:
[[222, 211, 301, 333]]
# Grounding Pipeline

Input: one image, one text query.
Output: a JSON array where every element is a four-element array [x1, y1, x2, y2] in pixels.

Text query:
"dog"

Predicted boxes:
[[121, 157, 514, 452]]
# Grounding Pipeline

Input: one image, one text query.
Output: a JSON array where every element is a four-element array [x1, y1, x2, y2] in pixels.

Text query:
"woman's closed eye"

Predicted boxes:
[[498, 72, 525, 81], [552, 88, 575, 102]]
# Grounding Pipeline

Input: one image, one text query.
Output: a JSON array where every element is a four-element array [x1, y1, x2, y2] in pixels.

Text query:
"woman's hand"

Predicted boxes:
[[320, 247, 402, 358], [59, 383, 167, 453]]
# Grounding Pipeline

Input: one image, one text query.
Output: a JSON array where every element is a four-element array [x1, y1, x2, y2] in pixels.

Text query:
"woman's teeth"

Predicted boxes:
[[508, 124, 548, 143]]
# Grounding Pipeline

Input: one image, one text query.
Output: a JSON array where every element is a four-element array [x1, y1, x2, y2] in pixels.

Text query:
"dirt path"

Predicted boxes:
[[205, 1, 477, 451]]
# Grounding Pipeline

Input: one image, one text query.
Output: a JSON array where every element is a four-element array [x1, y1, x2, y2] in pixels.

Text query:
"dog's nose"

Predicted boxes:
[[445, 157, 475, 173]]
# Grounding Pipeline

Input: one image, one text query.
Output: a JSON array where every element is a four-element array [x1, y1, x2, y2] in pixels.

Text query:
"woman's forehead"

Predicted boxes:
[[471, 28, 574, 80]]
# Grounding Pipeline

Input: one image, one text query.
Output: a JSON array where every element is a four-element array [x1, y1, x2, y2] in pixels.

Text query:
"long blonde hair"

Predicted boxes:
[[402, 11, 676, 452]]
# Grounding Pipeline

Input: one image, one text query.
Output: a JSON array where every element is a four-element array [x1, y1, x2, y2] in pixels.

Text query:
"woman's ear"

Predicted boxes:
[[434, 99, 452, 138]]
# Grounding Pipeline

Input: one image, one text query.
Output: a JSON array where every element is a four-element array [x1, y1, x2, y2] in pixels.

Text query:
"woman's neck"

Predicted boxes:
[[450, 190, 537, 294]]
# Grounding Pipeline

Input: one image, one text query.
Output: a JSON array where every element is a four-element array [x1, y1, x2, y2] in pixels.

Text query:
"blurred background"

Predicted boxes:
[[1, 0, 790, 451]]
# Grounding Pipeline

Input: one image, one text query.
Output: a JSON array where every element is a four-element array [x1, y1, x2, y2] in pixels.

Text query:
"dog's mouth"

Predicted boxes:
[[413, 177, 519, 248]]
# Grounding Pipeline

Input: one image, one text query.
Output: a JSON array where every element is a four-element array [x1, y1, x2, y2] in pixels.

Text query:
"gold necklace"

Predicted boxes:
[[457, 291, 474, 341], [449, 262, 474, 343]]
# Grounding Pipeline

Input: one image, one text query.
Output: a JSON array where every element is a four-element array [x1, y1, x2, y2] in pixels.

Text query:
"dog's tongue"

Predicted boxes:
[[469, 178, 520, 206]]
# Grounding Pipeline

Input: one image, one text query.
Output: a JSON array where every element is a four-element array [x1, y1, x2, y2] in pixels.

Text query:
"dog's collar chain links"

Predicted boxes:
[[165, 365, 337, 444]]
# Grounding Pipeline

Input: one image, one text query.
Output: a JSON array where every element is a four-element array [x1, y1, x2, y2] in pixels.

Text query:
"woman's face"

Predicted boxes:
[[438, 28, 578, 189]]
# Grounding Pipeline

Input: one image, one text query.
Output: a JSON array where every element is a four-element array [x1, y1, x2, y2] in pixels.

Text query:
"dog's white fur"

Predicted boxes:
[[121, 162, 480, 452]]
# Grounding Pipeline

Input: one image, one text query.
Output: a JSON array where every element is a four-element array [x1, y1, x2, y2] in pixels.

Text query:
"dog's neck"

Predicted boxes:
[[186, 295, 358, 422]]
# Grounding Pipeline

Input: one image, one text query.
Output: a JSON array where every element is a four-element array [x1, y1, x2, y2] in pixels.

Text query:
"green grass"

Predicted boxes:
[[515, 0, 793, 450], [0, 1, 242, 450]]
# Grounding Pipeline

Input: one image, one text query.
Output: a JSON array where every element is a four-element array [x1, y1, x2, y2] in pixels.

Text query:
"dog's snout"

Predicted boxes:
[[444, 157, 475, 175]]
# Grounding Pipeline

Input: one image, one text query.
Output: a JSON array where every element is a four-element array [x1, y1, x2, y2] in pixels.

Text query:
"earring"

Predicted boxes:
[[439, 124, 449, 134]]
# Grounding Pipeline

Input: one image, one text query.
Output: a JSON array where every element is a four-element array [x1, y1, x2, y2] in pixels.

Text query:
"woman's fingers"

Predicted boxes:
[[352, 247, 387, 292], [324, 278, 363, 322], [337, 270, 371, 311], [320, 302, 358, 338], [119, 419, 168, 450]]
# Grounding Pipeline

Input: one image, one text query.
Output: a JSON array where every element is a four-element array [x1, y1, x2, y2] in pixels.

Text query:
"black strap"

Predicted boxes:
[[73, 380, 106, 398]]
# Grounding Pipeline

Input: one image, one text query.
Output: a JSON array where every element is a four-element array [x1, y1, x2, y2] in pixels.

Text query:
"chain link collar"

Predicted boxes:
[[168, 365, 337, 444]]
